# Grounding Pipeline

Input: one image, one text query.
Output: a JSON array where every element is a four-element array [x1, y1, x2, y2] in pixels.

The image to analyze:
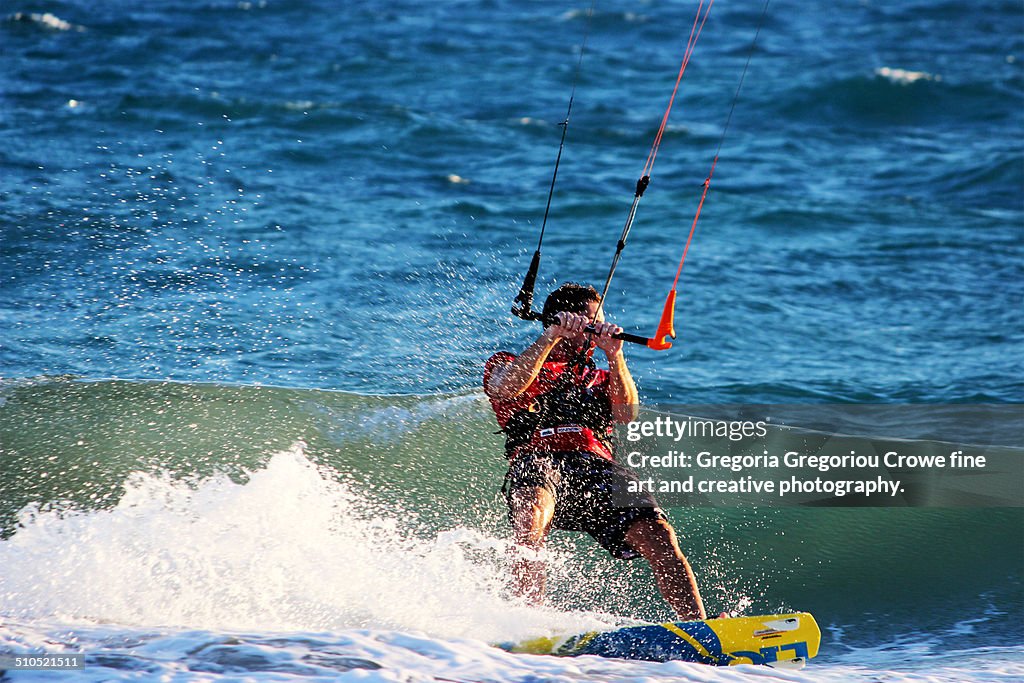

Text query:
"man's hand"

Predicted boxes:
[[544, 311, 591, 343], [546, 311, 624, 358], [591, 320, 624, 357]]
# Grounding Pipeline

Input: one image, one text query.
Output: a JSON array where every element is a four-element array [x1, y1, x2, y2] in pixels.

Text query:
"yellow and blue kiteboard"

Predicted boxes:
[[503, 612, 820, 668]]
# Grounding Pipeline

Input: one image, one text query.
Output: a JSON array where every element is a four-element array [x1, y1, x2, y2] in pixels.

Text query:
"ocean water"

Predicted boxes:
[[2, 1, 1022, 681]]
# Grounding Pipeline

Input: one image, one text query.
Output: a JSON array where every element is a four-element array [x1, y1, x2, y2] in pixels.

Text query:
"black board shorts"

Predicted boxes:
[[503, 450, 667, 560]]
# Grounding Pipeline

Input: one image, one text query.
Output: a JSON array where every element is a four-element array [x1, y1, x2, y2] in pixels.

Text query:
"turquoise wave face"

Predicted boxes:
[[0, 378, 504, 536], [2, 378, 1020, 651]]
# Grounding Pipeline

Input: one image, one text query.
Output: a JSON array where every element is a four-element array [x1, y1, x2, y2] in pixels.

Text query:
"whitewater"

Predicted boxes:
[[0, 439, 1019, 682]]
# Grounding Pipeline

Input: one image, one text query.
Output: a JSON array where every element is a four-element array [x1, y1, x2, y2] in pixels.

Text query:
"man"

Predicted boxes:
[[483, 282, 708, 620]]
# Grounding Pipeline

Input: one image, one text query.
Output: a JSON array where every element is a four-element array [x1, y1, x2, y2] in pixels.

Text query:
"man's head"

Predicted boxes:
[[542, 282, 602, 328]]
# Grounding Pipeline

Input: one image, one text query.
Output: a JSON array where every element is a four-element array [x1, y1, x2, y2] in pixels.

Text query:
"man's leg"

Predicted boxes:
[[508, 486, 555, 604], [624, 517, 706, 620]]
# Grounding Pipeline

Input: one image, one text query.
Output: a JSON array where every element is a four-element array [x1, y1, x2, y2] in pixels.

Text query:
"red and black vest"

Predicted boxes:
[[484, 351, 615, 461]]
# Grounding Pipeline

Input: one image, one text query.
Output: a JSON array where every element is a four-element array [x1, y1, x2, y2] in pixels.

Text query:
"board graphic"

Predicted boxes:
[[504, 612, 820, 667]]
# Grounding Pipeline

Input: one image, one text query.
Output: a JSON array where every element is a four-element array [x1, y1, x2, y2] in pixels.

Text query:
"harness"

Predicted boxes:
[[495, 349, 615, 461]]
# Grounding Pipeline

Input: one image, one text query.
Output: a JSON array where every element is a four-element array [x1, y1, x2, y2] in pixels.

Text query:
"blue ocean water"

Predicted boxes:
[[1, 1, 1022, 681], [3, 0, 1021, 401]]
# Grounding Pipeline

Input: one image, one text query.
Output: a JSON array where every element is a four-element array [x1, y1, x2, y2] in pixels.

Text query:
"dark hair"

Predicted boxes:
[[542, 282, 601, 327]]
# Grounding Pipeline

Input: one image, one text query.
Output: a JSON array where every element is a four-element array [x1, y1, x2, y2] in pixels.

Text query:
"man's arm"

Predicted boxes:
[[484, 331, 557, 401], [484, 313, 590, 400], [606, 348, 640, 423], [593, 321, 640, 423]]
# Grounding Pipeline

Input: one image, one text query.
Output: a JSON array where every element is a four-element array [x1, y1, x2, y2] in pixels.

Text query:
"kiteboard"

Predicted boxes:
[[502, 612, 820, 668]]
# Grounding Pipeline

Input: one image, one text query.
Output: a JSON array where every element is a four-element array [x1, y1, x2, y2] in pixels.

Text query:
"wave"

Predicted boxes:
[[0, 378, 1019, 640], [777, 70, 1017, 128], [875, 67, 940, 85], [0, 443, 606, 642], [4, 12, 85, 33]]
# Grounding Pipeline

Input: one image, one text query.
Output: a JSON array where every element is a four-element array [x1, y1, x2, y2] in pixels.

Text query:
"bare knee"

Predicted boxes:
[[509, 487, 554, 547]]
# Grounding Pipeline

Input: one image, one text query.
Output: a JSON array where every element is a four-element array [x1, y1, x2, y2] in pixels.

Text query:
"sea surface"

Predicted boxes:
[[1, 1, 1022, 681]]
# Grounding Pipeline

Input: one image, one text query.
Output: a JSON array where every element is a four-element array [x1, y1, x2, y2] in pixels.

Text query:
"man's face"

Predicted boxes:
[[562, 300, 603, 345]]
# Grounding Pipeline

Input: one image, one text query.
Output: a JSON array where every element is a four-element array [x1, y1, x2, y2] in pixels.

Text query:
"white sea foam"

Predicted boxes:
[[876, 67, 940, 85], [0, 444, 605, 643], [1, 619, 1021, 683], [8, 12, 84, 32]]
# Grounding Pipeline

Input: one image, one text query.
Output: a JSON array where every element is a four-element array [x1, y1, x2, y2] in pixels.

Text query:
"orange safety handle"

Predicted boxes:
[[647, 289, 677, 350]]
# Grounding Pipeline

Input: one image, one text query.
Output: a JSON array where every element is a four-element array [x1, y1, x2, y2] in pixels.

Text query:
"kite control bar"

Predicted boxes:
[[513, 307, 675, 351]]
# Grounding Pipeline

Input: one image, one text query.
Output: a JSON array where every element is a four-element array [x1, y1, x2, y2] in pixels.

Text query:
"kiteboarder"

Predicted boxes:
[[484, 282, 707, 620]]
